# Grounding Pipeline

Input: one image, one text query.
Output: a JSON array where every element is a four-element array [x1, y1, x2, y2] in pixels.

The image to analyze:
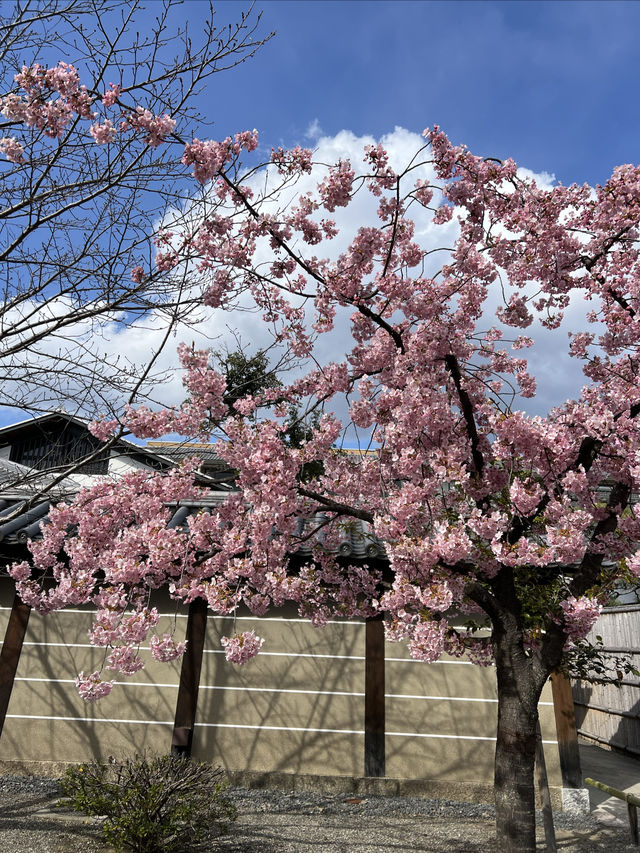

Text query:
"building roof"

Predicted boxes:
[[0, 413, 384, 561], [145, 441, 230, 471]]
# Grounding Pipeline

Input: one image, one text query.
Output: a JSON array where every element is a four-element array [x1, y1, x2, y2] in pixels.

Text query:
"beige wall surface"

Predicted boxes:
[[0, 579, 561, 785]]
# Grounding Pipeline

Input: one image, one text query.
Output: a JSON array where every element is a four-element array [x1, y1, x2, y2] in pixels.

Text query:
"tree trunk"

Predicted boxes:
[[493, 624, 550, 853]]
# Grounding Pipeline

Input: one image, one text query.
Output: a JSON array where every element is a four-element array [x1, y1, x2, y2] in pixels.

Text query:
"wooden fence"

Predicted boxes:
[[573, 605, 640, 756]]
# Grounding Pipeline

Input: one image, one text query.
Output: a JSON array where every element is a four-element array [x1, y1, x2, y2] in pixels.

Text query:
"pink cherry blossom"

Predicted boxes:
[[88, 418, 118, 441], [318, 159, 354, 210], [556, 596, 601, 643], [270, 145, 313, 175], [75, 671, 114, 702], [149, 633, 187, 662], [0, 137, 25, 164], [106, 645, 145, 675], [101, 84, 121, 107], [408, 619, 447, 663], [432, 204, 453, 224], [509, 479, 545, 517], [220, 630, 264, 664], [125, 107, 176, 147], [89, 120, 116, 144]]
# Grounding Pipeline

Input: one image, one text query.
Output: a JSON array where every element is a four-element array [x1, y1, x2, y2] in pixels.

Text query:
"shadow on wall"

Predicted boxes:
[[195, 608, 507, 785], [196, 611, 367, 778], [0, 580, 185, 763], [573, 677, 640, 757], [572, 604, 640, 758], [1, 579, 535, 789]]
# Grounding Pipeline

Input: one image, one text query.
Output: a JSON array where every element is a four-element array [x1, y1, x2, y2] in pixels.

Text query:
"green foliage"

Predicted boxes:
[[215, 348, 325, 481], [58, 753, 236, 853], [564, 634, 640, 687], [216, 348, 281, 412], [283, 404, 324, 482]]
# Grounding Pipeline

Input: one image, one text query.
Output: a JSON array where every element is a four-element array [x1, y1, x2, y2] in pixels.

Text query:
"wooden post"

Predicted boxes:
[[171, 597, 208, 758], [628, 802, 639, 845], [551, 671, 582, 788], [0, 593, 30, 739], [364, 613, 385, 777], [535, 719, 557, 853]]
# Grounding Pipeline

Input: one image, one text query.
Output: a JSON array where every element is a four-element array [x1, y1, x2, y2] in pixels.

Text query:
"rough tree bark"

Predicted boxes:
[[493, 626, 548, 852]]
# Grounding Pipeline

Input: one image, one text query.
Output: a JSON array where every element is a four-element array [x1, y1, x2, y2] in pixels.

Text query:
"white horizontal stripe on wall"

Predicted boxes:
[[18, 640, 368, 660], [3, 713, 557, 744], [0, 606, 365, 626], [0, 606, 489, 634], [12, 676, 553, 705], [18, 640, 478, 664], [386, 693, 552, 705], [6, 714, 174, 726], [198, 723, 557, 745]]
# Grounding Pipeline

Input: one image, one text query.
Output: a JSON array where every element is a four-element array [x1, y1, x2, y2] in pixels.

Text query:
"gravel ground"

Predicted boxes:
[[1, 775, 639, 852]]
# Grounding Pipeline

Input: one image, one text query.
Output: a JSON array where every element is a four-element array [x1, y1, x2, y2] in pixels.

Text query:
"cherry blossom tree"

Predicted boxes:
[[11, 109, 640, 851], [0, 0, 270, 444]]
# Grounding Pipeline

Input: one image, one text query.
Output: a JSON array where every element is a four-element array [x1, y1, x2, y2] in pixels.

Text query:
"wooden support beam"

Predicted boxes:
[[551, 671, 583, 788], [364, 613, 385, 777], [0, 593, 30, 739], [171, 597, 208, 758], [535, 719, 557, 853], [629, 801, 639, 846]]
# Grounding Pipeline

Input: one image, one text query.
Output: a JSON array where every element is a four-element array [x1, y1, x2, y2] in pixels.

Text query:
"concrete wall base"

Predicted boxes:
[[561, 787, 591, 815], [0, 759, 565, 811], [225, 769, 564, 810]]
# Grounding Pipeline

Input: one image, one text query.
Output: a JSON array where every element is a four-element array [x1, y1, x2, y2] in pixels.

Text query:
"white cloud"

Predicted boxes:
[[9, 127, 597, 429], [305, 118, 323, 140], [516, 166, 556, 189]]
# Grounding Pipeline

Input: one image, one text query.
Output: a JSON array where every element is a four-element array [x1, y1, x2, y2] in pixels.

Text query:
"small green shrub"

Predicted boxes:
[[58, 753, 237, 853]]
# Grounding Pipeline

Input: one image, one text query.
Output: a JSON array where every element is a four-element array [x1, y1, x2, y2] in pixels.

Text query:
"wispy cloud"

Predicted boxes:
[[305, 118, 323, 141]]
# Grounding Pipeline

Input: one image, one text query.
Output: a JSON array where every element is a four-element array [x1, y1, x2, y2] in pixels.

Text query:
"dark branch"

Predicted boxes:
[[298, 487, 375, 524], [356, 303, 405, 353], [444, 354, 483, 478], [570, 479, 631, 597]]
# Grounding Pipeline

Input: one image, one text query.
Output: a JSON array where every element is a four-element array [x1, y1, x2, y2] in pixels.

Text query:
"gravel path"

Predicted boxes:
[[1, 775, 639, 852]]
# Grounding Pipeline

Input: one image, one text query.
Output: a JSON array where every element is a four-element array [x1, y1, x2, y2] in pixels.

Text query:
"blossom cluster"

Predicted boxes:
[[556, 596, 601, 643], [150, 633, 187, 662], [75, 671, 114, 702], [16, 120, 640, 698], [123, 107, 176, 147], [1, 61, 94, 137], [0, 62, 183, 169], [183, 130, 258, 184], [220, 631, 264, 664]]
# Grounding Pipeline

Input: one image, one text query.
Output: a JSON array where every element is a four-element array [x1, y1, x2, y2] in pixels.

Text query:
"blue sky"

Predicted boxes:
[[6, 0, 640, 430], [200, 0, 640, 188]]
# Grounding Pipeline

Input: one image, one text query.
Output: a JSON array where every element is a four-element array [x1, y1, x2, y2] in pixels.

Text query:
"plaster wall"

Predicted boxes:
[[0, 578, 562, 788]]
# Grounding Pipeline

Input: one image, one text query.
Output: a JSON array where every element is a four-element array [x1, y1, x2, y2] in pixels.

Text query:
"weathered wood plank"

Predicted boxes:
[[0, 593, 30, 739], [364, 613, 385, 777], [551, 672, 582, 788], [171, 597, 208, 757], [535, 720, 557, 853], [575, 607, 640, 754]]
